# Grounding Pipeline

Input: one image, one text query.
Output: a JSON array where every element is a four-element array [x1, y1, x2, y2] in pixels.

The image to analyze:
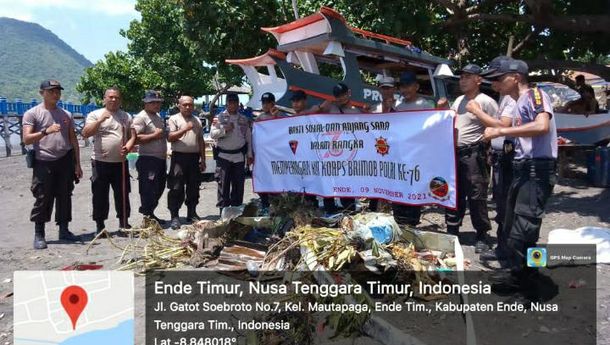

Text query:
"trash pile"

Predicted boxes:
[[96, 194, 464, 281], [87, 193, 468, 344]]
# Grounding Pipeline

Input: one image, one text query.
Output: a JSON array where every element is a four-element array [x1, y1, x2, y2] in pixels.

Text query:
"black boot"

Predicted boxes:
[[170, 217, 181, 230], [145, 213, 165, 225], [58, 223, 80, 242], [33, 222, 47, 250], [95, 220, 105, 235], [119, 219, 132, 230], [186, 207, 201, 223]]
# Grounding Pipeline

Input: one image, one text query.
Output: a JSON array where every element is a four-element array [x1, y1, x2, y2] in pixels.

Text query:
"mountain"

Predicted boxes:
[[0, 17, 93, 104]]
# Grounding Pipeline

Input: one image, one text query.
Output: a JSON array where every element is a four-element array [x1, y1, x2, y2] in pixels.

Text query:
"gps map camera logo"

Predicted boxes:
[[527, 247, 547, 267]]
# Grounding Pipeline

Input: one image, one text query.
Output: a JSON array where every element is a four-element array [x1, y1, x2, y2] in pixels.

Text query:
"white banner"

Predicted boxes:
[[252, 110, 457, 209]]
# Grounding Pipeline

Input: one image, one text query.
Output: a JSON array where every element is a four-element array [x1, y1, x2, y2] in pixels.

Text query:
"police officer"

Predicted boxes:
[[289, 90, 319, 207], [22, 80, 82, 249], [392, 71, 437, 225], [82, 87, 136, 234], [167, 96, 206, 229], [484, 59, 557, 293], [255, 92, 286, 213], [369, 76, 397, 212], [211, 93, 253, 214], [133, 90, 167, 224], [316, 83, 365, 213], [474, 56, 518, 261], [445, 64, 498, 253], [290, 90, 310, 115]]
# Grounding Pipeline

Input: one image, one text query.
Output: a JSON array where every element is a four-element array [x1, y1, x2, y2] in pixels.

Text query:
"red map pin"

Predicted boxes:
[[60, 285, 88, 330]]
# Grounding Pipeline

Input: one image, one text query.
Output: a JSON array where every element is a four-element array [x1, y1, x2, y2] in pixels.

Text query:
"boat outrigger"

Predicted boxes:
[[226, 6, 454, 110], [227, 6, 610, 145]]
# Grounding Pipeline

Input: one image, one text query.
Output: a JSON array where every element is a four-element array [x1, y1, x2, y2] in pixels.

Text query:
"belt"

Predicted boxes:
[[217, 145, 246, 154], [513, 158, 557, 170], [457, 142, 485, 155]]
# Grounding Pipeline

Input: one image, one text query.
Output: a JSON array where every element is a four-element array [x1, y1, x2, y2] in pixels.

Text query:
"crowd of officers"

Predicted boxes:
[[23, 55, 556, 300]]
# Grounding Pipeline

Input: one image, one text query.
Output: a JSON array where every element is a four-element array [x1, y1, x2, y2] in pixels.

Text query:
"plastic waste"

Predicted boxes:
[[246, 260, 259, 277], [349, 213, 401, 245], [221, 205, 245, 221]]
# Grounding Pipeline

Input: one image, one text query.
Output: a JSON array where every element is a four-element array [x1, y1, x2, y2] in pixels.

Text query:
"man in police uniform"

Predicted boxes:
[[484, 59, 557, 293], [83, 87, 136, 234], [445, 64, 498, 253], [290, 90, 310, 115], [369, 76, 397, 212], [289, 90, 319, 207], [316, 83, 364, 213], [255, 92, 286, 213], [392, 71, 436, 225], [473, 56, 518, 261], [167, 96, 206, 229], [211, 93, 253, 214], [133, 90, 167, 224], [22, 80, 82, 249]]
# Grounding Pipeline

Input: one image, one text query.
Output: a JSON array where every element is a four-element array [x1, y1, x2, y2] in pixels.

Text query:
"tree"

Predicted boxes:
[[180, 0, 282, 87], [77, 0, 214, 112], [80, 0, 609, 112]]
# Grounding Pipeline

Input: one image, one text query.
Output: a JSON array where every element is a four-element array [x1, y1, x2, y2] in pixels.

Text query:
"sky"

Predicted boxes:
[[0, 0, 140, 63]]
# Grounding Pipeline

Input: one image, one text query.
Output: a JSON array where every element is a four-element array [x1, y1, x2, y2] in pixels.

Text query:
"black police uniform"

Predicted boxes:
[[503, 87, 558, 281]]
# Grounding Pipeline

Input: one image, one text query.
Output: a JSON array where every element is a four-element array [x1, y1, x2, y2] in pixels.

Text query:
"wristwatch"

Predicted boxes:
[[41, 128, 48, 136]]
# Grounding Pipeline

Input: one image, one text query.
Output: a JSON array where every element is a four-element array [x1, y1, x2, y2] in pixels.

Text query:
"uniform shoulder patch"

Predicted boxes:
[[528, 87, 545, 114]]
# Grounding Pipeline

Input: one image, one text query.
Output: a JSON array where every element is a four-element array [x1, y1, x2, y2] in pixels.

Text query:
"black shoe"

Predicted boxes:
[[187, 208, 201, 223], [480, 248, 508, 261], [59, 229, 80, 242], [145, 214, 165, 225], [119, 222, 132, 230], [95, 220, 106, 235], [114, 230, 129, 238], [33, 223, 47, 250], [488, 268, 512, 283], [186, 213, 201, 223], [475, 240, 491, 254], [170, 217, 181, 230], [492, 277, 521, 294]]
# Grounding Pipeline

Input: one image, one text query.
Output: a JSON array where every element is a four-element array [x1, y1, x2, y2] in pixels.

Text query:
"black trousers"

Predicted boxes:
[[392, 204, 422, 226], [30, 151, 75, 224], [445, 145, 491, 238], [91, 160, 130, 222], [504, 159, 556, 273], [136, 156, 167, 216], [167, 152, 201, 215], [490, 149, 514, 252], [215, 157, 245, 208]]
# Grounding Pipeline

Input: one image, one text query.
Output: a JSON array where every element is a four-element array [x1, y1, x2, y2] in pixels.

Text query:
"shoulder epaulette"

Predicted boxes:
[[528, 87, 545, 113]]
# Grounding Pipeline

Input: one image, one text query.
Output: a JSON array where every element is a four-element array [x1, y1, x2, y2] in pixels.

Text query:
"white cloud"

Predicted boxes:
[[0, 7, 34, 22], [0, 0, 137, 18]]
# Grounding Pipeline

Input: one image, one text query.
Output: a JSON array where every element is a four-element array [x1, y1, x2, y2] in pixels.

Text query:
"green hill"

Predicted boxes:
[[0, 17, 92, 103]]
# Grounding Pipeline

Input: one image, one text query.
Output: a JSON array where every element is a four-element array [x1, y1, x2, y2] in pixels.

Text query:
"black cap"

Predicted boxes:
[[40, 79, 64, 90], [261, 92, 275, 103], [398, 71, 417, 85], [483, 56, 511, 76], [486, 59, 529, 80], [226, 93, 239, 102], [332, 83, 350, 97], [290, 90, 307, 101], [459, 64, 482, 75], [142, 90, 164, 103]]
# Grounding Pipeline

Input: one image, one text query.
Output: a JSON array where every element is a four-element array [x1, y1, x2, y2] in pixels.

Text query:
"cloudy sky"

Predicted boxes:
[[0, 0, 140, 63]]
